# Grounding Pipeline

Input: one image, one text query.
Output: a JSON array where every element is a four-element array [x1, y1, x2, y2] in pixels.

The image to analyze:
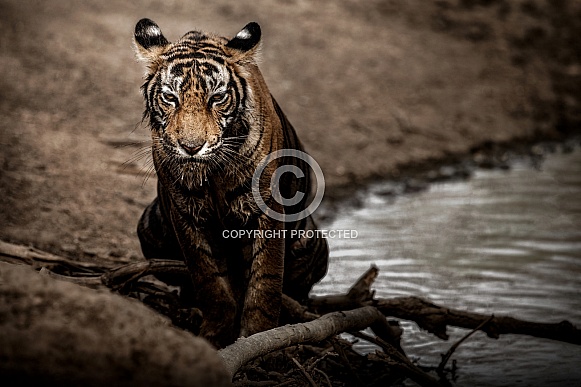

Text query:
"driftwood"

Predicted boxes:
[[1, 239, 580, 386], [373, 297, 581, 345], [219, 306, 385, 377]]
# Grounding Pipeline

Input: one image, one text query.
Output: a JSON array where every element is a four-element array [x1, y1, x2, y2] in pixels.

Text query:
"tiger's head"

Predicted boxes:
[[134, 19, 270, 190]]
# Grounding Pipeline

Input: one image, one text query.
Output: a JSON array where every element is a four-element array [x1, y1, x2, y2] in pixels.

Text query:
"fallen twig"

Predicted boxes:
[[437, 314, 495, 375], [39, 267, 103, 287], [290, 356, 318, 387]]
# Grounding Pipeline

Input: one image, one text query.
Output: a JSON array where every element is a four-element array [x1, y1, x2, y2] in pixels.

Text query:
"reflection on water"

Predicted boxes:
[[313, 143, 581, 386]]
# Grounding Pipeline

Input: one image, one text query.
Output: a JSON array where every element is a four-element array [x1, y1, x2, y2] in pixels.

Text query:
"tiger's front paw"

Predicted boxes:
[[199, 299, 237, 348]]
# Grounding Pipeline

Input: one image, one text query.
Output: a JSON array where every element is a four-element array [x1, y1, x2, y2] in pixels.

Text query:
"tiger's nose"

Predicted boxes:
[[179, 140, 205, 156]]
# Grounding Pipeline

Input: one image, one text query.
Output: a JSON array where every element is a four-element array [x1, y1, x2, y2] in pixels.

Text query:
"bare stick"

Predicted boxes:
[[437, 314, 495, 374], [290, 356, 318, 387], [39, 267, 103, 287], [305, 351, 336, 373], [218, 306, 386, 378], [347, 263, 378, 300], [102, 259, 188, 287], [33, 259, 189, 289]]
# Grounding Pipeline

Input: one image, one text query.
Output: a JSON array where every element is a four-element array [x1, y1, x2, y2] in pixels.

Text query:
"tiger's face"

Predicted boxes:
[[154, 59, 231, 158], [134, 19, 262, 189]]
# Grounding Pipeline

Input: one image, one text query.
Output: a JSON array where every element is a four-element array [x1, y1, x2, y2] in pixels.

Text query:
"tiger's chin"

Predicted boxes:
[[171, 151, 243, 191], [171, 161, 215, 190]]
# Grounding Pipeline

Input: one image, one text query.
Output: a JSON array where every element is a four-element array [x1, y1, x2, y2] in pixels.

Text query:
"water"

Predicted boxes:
[[313, 144, 581, 386]]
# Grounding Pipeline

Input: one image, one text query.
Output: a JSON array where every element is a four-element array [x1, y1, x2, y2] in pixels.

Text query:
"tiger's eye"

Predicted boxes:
[[161, 91, 179, 107], [209, 91, 228, 106]]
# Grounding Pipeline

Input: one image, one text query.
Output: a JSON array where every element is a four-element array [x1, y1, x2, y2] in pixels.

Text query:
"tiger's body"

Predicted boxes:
[[133, 19, 328, 347]]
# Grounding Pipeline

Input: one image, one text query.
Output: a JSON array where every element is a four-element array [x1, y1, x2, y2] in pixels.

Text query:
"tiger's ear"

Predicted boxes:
[[225, 22, 261, 62], [133, 18, 169, 64]]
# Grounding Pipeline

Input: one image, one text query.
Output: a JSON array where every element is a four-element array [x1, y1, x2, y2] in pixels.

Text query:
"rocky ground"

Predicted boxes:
[[1, 0, 580, 271]]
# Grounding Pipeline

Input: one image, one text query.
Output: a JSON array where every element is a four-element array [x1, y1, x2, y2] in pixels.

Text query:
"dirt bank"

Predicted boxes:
[[1, 0, 580, 260]]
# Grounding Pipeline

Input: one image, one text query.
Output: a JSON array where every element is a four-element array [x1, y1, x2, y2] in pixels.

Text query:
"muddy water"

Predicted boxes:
[[313, 143, 581, 386]]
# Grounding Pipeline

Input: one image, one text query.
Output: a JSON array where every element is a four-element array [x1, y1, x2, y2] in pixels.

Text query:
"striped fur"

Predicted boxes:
[[134, 19, 328, 347]]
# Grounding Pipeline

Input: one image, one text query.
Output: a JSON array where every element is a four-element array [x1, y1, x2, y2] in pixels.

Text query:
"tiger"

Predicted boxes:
[[133, 18, 329, 348]]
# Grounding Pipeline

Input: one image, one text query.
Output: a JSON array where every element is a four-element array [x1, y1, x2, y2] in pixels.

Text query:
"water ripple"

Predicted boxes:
[[313, 147, 581, 386]]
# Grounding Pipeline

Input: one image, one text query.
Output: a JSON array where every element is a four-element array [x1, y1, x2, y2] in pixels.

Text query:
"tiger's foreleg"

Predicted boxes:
[[170, 212, 238, 348], [240, 213, 285, 337]]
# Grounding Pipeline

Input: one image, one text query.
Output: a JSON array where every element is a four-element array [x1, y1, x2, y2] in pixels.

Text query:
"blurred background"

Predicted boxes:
[[1, 0, 580, 256]]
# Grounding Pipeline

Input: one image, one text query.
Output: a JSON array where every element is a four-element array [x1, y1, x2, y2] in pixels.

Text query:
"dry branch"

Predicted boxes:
[[217, 306, 386, 378], [308, 264, 378, 312], [374, 297, 581, 345], [290, 356, 318, 387]]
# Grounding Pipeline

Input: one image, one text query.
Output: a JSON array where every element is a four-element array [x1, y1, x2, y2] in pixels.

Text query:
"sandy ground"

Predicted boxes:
[[1, 0, 580, 262]]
